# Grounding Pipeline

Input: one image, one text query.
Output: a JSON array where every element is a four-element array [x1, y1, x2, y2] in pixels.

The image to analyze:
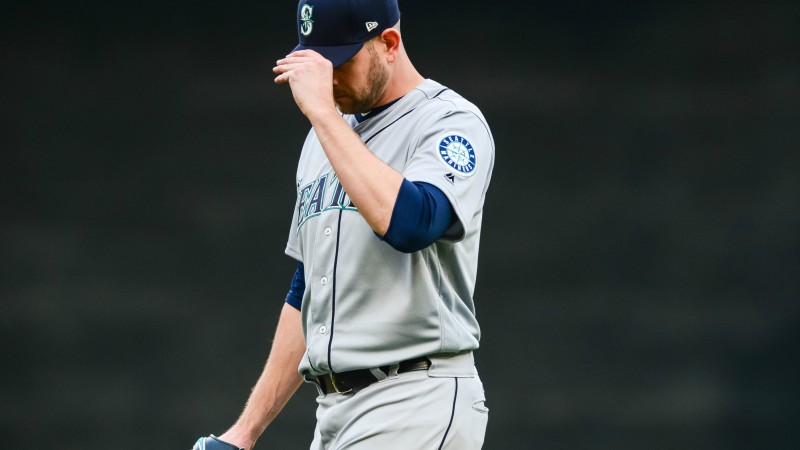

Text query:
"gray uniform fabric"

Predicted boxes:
[[284, 78, 495, 375], [310, 353, 488, 450]]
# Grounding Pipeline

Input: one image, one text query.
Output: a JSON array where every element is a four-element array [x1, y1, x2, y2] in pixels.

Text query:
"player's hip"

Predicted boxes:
[[311, 370, 488, 449]]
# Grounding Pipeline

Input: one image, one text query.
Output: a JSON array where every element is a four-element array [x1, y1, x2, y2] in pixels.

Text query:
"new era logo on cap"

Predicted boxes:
[[365, 21, 378, 32]]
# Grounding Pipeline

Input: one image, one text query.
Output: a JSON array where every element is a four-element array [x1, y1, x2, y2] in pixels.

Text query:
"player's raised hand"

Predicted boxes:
[[273, 50, 336, 120]]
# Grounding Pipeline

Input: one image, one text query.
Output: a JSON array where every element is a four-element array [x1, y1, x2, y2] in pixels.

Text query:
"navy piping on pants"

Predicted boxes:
[[437, 378, 459, 450]]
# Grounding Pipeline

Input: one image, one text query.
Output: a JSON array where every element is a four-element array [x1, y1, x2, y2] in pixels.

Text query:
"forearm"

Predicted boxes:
[[226, 303, 306, 443], [309, 109, 403, 236]]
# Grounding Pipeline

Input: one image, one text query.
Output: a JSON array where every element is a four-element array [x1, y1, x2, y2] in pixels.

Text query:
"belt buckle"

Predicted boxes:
[[329, 373, 353, 394]]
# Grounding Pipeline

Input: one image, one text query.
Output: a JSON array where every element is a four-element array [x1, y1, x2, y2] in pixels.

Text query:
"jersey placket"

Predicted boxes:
[[307, 204, 340, 373]]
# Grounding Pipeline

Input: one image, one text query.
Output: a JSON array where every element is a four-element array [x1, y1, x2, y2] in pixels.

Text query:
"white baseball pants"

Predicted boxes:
[[308, 367, 488, 449]]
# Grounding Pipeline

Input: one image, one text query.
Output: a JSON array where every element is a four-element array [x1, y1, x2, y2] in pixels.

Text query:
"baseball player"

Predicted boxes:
[[193, 1, 494, 448]]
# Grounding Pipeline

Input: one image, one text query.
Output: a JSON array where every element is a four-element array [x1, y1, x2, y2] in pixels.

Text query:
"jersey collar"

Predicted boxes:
[[354, 96, 403, 124]]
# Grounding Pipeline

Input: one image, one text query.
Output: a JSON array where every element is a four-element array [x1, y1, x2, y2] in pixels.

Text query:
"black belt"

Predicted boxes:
[[316, 356, 431, 395]]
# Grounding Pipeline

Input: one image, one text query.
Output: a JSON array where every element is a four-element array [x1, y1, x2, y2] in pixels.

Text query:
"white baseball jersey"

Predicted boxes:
[[285, 79, 494, 376]]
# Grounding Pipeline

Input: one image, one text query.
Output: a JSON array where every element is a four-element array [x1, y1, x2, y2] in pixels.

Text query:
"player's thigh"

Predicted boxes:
[[439, 375, 488, 450], [335, 372, 488, 450]]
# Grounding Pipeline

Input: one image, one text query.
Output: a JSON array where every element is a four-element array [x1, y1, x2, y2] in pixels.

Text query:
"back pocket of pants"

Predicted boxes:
[[472, 400, 489, 414]]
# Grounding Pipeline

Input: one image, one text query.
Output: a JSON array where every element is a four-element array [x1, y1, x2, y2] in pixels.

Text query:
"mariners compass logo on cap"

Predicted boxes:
[[300, 4, 314, 36]]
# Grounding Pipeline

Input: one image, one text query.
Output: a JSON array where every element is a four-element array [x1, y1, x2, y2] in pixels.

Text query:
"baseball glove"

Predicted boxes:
[[192, 435, 244, 450]]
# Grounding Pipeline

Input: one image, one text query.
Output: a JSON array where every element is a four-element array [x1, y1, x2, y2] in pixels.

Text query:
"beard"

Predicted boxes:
[[335, 46, 390, 115]]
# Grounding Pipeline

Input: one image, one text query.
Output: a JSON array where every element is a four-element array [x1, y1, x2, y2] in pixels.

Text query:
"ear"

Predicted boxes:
[[378, 28, 401, 62]]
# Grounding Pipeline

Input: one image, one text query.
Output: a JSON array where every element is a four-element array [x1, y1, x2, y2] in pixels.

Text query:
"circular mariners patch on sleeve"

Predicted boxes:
[[438, 134, 477, 176]]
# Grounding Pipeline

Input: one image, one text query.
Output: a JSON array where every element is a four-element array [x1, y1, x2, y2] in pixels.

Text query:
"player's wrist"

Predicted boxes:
[[218, 427, 258, 450], [305, 105, 342, 125]]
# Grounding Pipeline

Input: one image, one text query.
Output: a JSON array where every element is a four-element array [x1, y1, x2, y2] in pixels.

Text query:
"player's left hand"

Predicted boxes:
[[273, 50, 336, 120], [192, 435, 245, 450]]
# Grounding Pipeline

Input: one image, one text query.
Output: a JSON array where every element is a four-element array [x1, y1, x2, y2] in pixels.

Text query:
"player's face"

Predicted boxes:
[[332, 41, 389, 114]]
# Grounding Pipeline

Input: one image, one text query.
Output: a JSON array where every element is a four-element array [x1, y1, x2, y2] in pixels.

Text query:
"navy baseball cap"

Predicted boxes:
[[291, 0, 401, 68]]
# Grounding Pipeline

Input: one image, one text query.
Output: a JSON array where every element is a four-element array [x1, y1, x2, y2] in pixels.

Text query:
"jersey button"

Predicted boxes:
[[319, 325, 327, 334], [320, 276, 328, 285], [324, 227, 332, 236]]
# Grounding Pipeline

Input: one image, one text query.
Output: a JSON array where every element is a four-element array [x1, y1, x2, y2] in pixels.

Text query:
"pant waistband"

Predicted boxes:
[[316, 356, 431, 395]]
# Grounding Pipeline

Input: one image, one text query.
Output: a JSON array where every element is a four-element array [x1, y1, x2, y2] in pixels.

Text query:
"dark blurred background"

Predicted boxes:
[[1, 1, 798, 449]]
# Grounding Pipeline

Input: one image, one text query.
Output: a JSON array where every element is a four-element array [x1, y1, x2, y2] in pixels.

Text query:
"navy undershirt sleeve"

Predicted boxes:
[[285, 262, 305, 311], [381, 179, 456, 253]]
